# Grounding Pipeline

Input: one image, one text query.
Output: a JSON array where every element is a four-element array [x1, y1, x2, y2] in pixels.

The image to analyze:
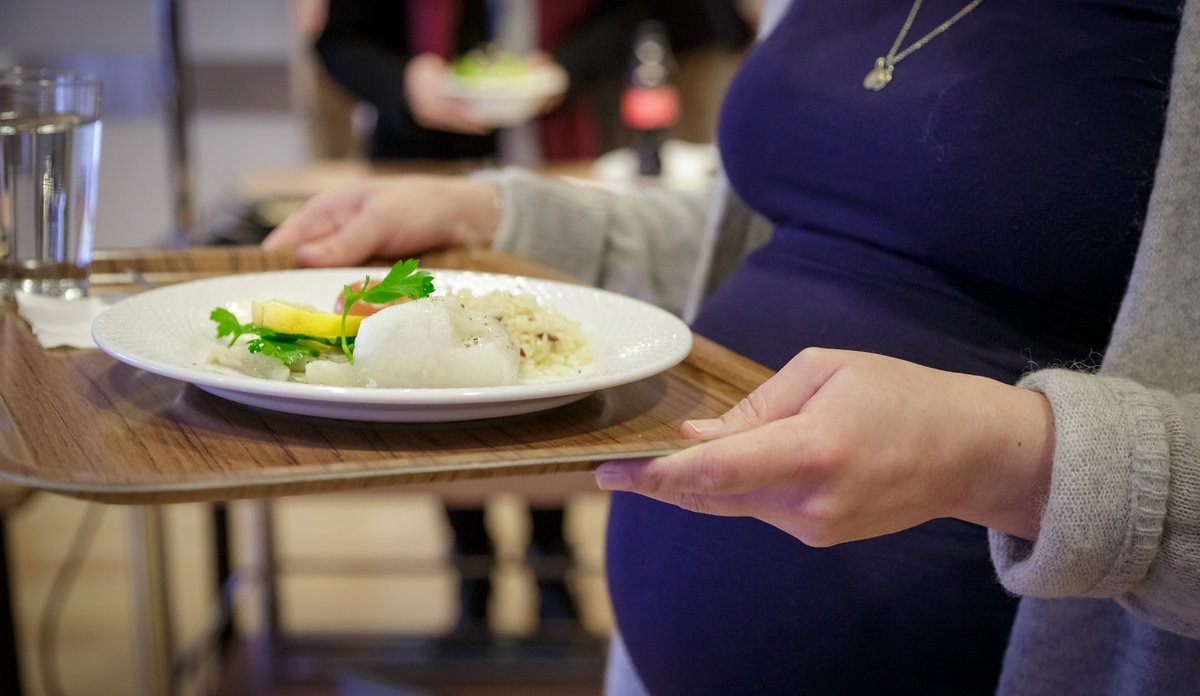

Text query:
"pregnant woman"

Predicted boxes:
[[265, 1, 1198, 692]]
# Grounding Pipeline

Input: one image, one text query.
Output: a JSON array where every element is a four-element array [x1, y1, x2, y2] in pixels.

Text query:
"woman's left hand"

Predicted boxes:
[[594, 348, 1056, 545]]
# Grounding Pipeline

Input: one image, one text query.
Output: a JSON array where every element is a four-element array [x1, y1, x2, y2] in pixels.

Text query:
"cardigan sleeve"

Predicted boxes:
[[990, 371, 1200, 638], [476, 164, 773, 319], [479, 167, 711, 317], [990, 0, 1200, 640]]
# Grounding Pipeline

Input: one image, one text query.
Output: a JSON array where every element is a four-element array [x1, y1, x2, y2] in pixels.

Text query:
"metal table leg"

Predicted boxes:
[[211, 503, 236, 656], [153, 0, 196, 247], [128, 506, 175, 696]]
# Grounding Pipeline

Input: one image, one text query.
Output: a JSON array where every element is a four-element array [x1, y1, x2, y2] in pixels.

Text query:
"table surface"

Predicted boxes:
[[233, 158, 598, 206], [0, 246, 772, 505]]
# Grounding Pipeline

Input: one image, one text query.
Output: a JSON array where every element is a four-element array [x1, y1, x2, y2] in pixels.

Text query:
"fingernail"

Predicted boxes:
[[684, 419, 723, 435], [595, 465, 632, 491]]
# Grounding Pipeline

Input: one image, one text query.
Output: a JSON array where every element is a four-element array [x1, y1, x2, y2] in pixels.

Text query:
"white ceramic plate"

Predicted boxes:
[[91, 268, 692, 422]]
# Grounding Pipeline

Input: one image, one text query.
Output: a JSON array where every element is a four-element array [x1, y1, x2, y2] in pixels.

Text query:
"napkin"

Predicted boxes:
[[14, 292, 110, 349]]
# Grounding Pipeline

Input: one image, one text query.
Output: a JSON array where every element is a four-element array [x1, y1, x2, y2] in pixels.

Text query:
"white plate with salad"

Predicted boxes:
[[443, 48, 567, 127], [91, 264, 692, 422]]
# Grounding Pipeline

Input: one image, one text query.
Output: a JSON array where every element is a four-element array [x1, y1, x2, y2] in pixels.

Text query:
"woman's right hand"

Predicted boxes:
[[595, 348, 1056, 546], [261, 176, 501, 267]]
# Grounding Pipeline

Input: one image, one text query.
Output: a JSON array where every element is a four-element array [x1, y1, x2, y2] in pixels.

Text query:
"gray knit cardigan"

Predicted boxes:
[[485, 0, 1200, 692]]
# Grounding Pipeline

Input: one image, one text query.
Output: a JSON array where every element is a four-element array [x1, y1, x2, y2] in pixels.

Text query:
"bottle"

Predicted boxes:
[[621, 21, 679, 177]]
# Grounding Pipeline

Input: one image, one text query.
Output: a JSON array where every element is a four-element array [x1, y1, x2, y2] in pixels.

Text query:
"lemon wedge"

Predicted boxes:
[[251, 299, 362, 338]]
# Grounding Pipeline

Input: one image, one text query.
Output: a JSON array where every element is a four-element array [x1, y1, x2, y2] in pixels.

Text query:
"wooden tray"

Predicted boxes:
[[0, 247, 772, 504]]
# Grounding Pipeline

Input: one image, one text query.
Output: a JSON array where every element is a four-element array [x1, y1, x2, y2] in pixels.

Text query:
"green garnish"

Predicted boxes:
[[246, 338, 321, 366], [339, 259, 435, 360], [209, 307, 344, 368], [211, 307, 250, 346], [209, 259, 433, 371]]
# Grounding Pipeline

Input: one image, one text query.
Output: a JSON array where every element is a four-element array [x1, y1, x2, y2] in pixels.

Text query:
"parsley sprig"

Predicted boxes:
[[339, 259, 435, 360], [210, 307, 341, 367]]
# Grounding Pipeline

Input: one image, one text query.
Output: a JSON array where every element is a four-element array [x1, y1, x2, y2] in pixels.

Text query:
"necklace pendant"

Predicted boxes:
[[863, 57, 894, 91]]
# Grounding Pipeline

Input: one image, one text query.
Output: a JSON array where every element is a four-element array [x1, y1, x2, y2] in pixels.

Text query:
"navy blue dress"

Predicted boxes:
[[605, 1, 1180, 694]]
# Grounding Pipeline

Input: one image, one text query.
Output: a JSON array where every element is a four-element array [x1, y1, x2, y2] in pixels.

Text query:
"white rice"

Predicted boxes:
[[451, 289, 592, 380]]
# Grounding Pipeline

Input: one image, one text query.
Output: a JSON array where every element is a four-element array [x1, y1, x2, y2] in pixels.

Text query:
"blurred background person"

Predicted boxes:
[[313, 0, 647, 164], [264, 1, 1192, 693]]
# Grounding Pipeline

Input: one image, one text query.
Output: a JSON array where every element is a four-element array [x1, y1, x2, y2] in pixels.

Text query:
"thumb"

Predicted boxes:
[[681, 347, 842, 440]]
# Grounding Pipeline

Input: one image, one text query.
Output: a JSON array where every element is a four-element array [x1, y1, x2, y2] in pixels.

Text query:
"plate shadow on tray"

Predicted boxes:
[[159, 372, 694, 451]]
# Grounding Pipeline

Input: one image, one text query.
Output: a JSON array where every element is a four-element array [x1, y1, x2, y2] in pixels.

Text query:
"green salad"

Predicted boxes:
[[450, 46, 533, 79]]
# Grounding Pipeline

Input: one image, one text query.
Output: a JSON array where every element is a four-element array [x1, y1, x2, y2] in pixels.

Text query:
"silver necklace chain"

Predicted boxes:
[[864, 0, 985, 91]]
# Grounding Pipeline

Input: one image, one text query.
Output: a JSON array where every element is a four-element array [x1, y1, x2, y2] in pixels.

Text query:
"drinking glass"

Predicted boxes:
[[0, 67, 103, 302]]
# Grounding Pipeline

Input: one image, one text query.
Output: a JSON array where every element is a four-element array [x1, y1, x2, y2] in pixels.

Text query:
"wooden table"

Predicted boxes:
[[0, 244, 772, 695]]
